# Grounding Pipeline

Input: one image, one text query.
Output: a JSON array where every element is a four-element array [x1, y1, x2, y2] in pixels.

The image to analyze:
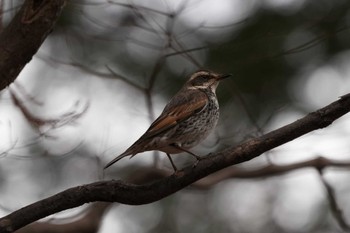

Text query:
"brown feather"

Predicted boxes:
[[142, 89, 208, 139], [103, 89, 208, 169]]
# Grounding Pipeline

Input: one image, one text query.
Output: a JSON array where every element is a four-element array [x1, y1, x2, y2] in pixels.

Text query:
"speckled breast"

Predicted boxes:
[[173, 91, 219, 149]]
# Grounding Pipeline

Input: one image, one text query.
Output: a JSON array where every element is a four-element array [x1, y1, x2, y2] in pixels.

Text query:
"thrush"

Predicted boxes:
[[104, 70, 231, 171]]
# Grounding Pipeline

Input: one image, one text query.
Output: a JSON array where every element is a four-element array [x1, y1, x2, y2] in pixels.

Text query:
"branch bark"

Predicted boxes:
[[9, 157, 350, 233], [0, 0, 66, 91], [1, 94, 350, 233], [15, 203, 111, 233]]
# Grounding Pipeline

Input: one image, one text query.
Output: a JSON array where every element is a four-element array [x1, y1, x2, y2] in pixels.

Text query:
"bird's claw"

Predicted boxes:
[[192, 156, 203, 168]]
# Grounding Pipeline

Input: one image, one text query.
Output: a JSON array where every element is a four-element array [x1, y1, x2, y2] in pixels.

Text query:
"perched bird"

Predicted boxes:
[[104, 70, 231, 171]]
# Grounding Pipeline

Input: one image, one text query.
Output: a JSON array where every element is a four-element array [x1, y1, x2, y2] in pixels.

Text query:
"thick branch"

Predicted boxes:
[[15, 203, 111, 233], [0, 0, 66, 91], [1, 94, 350, 233], [8, 157, 350, 233]]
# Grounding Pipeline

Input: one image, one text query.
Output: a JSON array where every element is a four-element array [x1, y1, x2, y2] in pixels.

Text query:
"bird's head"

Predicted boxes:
[[186, 70, 232, 92]]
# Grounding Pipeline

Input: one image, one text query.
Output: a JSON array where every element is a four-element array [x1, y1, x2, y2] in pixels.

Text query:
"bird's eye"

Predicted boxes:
[[191, 75, 209, 86], [197, 76, 209, 82]]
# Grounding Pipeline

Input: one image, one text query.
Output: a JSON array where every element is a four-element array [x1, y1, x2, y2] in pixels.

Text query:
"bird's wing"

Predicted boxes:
[[104, 90, 208, 169], [142, 90, 208, 139]]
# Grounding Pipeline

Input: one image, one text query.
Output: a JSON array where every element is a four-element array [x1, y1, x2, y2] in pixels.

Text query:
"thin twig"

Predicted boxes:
[[194, 157, 350, 188], [9, 87, 89, 133], [318, 169, 350, 232]]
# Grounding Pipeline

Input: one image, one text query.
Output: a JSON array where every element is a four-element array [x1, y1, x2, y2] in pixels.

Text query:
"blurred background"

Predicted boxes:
[[1, 0, 350, 232]]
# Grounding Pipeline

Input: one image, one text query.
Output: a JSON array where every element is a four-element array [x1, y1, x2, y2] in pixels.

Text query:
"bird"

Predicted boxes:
[[104, 70, 231, 171]]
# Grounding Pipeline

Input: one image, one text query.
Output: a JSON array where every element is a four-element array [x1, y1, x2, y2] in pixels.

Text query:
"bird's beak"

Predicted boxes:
[[218, 73, 232, 80]]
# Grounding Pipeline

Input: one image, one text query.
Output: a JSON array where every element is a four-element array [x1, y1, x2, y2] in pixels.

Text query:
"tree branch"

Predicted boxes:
[[15, 203, 111, 233], [0, 0, 66, 91], [7, 156, 350, 233], [193, 156, 350, 188], [1, 94, 350, 232], [318, 170, 350, 231]]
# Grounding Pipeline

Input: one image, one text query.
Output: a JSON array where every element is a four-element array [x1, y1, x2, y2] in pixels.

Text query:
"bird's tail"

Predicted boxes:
[[104, 139, 149, 169], [104, 151, 133, 169]]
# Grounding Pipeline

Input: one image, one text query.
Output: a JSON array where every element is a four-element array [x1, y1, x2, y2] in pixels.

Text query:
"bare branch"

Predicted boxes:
[[108, 1, 171, 17], [15, 203, 111, 233], [318, 170, 350, 231], [9, 87, 89, 134], [0, 93, 349, 233], [105, 65, 143, 91], [15, 156, 350, 233], [194, 156, 350, 188], [0, 0, 66, 91], [37, 54, 145, 91]]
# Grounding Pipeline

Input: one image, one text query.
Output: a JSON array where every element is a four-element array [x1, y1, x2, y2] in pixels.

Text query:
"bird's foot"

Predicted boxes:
[[192, 155, 203, 168]]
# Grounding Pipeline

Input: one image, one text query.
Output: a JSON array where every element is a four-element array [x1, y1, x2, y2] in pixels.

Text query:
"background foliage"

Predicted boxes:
[[1, 0, 350, 232]]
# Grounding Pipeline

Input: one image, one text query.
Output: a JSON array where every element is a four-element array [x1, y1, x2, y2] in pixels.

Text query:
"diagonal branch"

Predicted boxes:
[[0, 0, 66, 91], [1, 93, 350, 233], [318, 170, 350, 231], [8, 156, 350, 233], [15, 203, 111, 233]]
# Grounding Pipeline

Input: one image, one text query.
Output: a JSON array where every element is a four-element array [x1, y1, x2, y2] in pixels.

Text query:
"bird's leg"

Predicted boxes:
[[170, 144, 202, 167], [171, 144, 202, 160], [166, 153, 178, 172]]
